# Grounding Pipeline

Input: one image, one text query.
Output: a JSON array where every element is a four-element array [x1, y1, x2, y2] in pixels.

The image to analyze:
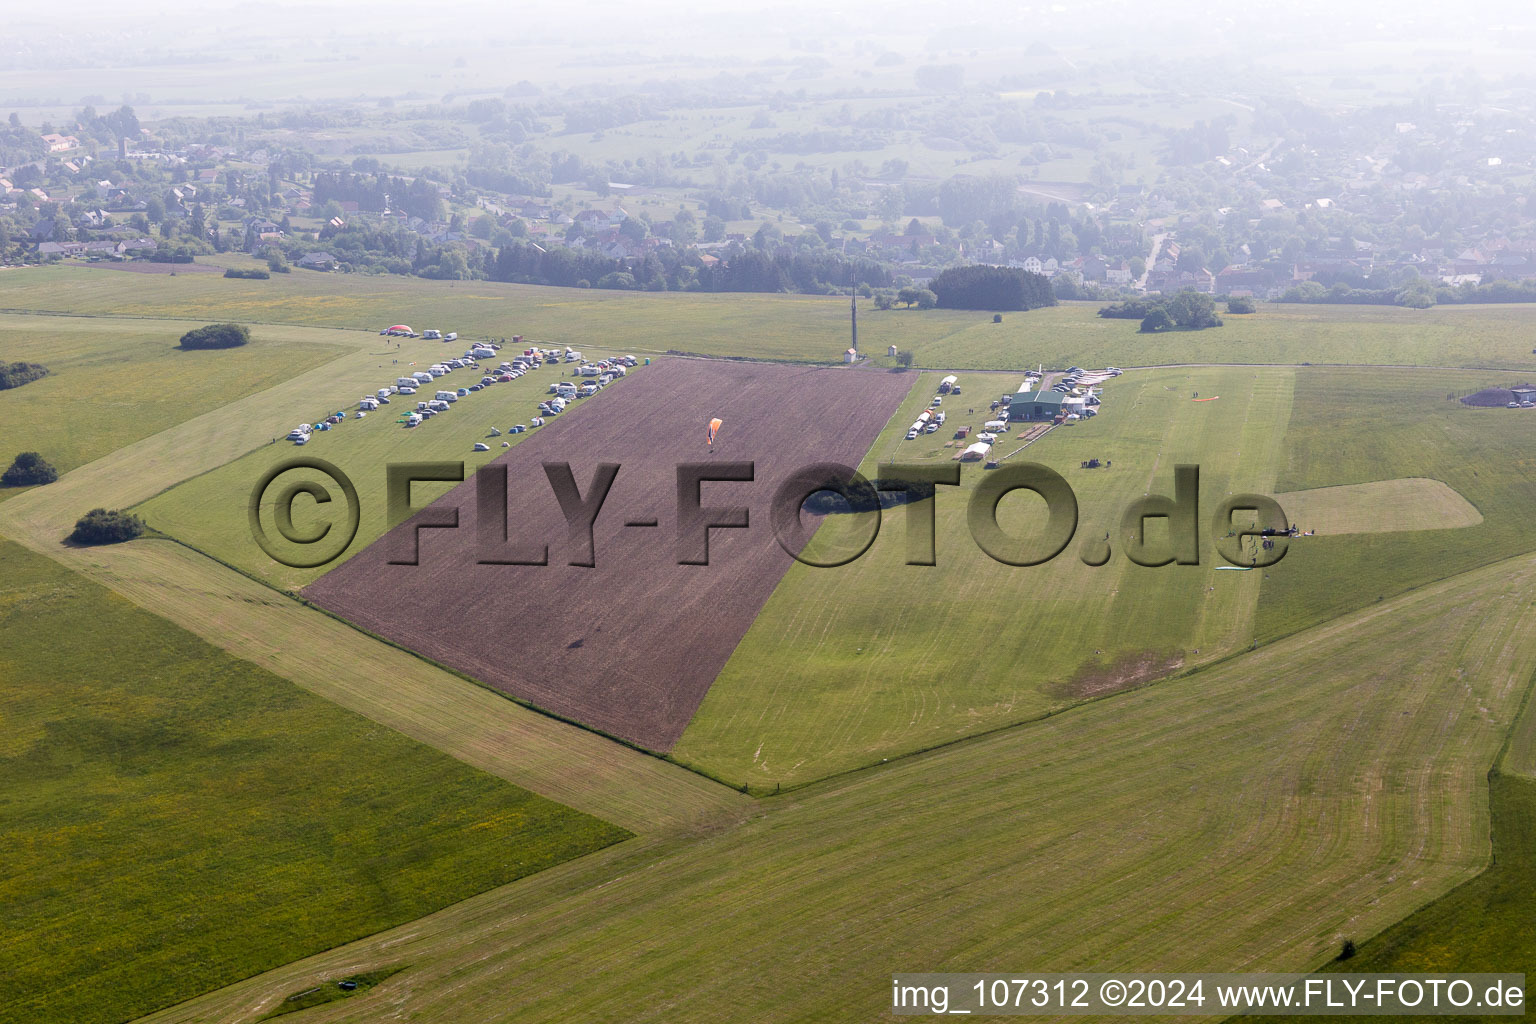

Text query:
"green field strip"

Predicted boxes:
[[131, 549, 1536, 1024]]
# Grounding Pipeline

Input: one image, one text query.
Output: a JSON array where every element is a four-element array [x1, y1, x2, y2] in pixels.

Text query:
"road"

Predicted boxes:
[[1137, 232, 1166, 291]]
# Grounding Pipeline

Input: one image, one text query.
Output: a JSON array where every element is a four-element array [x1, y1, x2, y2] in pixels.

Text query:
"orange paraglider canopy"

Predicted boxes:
[[707, 417, 723, 444]]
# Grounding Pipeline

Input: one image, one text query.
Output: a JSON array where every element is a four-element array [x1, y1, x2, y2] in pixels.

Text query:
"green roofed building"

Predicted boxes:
[[1009, 389, 1067, 421]]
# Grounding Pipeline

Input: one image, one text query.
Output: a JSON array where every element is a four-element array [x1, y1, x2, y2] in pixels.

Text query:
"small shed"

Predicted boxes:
[[844, 348, 858, 363]]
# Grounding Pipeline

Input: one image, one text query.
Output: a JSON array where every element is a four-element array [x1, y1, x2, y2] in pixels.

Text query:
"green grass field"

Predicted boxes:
[[1279, 775, 1536, 1024], [7, 267, 1536, 372], [1257, 367, 1536, 642], [0, 538, 628, 1024], [133, 550, 1536, 1024], [674, 365, 1294, 788], [0, 314, 347, 502], [135, 352, 647, 591]]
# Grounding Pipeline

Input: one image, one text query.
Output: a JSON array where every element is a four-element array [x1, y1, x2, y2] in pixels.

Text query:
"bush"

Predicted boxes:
[[223, 267, 271, 280], [178, 323, 251, 350], [1098, 297, 1163, 319], [0, 361, 49, 390], [1140, 308, 1174, 333], [2, 452, 58, 486], [1226, 296, 1256, 314], [68, 508, 145, 545]]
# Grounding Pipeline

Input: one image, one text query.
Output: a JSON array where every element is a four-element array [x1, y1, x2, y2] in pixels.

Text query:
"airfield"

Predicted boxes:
[[3, 263, 1536, 1024]]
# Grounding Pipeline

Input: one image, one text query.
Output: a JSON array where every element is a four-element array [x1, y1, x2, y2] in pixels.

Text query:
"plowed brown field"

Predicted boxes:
[[304, 358, 911, 750]]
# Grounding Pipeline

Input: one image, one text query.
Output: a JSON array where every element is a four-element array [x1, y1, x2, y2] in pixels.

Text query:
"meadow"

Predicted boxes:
[[674, 364, 1295, 788], [134, 549, 1536, 1024], [0, 314, 347, 501], [0, 539, 627, 1024], [1263, 679, 1536, 1024], [1257, 367, 1536, 642], [7, 267, 1536, 372], [1294, 776, 1536, 1024], [136, 349, 645, 591]]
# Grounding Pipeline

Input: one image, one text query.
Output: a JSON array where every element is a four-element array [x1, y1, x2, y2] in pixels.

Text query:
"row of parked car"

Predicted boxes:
[[536, 357, 635, 418], [285, 344, 638, 443]]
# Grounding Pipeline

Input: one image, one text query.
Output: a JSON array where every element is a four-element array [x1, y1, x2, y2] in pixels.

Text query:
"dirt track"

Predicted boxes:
[[304, 359, 912, 751]]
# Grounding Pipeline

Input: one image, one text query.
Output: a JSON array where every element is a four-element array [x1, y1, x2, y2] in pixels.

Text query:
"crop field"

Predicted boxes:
[[1257, 366, 1536, 643], [136, 348, 641, 591], [303, 359, 913, 750], [1275, 477, 1484, 535], [135, 550, 1536, 1024], [674, 364, 1294, 788], [0, 314, 347, 501], [0, 539, 627, 1024], [8, 267, 1536, 372]]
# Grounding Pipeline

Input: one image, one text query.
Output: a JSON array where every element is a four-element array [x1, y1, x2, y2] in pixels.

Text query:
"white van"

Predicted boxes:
[[396, 377, 417, 389], [413, 372, 433, 385], [554, 382, 577, 399], [435, 389, 458, 403], [445, 332, 458, 342]]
